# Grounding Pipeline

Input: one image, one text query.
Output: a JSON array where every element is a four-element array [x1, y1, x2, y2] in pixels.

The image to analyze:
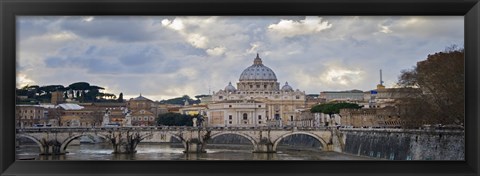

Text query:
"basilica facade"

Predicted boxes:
[[207, 54, 306, 127]]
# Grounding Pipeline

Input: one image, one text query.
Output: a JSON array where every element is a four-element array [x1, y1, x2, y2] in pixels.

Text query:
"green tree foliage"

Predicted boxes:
[[397, 46, 464, 127], [194, 94, 210, 99], [160, 95, 201, 105], [16, 84, 66, 103], [16, 82, 117, 104], [310, 103, 362, 115], [157, 113, 195, 126]]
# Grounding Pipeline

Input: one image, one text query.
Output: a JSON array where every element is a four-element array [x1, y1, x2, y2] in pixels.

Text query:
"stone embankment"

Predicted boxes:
[[339, 128, 464, 160]]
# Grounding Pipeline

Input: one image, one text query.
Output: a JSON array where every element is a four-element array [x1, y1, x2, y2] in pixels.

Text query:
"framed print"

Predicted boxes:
[[1, 0, 479, 176]]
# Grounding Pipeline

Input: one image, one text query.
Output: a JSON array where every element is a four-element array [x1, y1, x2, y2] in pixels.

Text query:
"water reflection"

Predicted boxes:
[[16, 143, 373, 160]]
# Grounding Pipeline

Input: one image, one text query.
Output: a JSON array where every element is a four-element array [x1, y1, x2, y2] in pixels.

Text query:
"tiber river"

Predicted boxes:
[[16, 142, 374, 160]]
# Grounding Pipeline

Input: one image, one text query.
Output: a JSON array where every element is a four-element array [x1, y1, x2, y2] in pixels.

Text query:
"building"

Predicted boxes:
[[305, 94, 325, 108], [319, 90, 364, 102], [128, 95, 157, 126], [80, 102, 127, 126], [364, 87, 421, 108], [179, 105, 208, 116], [339, 106, 403, 128], [56, 103, 96, 127], [16, 105, 48, 127], [130, 109, 155, 126], [207, 54, 307, 127], [50, 90, 64, 105], [151, 102, 169, 116]]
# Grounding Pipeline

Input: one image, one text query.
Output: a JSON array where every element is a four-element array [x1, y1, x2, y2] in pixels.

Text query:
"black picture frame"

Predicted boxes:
[[1, 0, 479, 176]]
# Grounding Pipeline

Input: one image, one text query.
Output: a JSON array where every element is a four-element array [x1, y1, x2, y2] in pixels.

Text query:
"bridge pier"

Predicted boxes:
[[253, 138, 275, 153], [184, 139, 206, 153], [40, 139, 65, 155], [107, 130, 151, 154]]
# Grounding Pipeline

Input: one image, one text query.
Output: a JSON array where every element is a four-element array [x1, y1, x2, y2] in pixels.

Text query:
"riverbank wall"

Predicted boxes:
[[338, 128, 464, 160]]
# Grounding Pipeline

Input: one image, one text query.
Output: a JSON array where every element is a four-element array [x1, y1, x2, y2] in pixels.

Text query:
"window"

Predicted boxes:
[[258, 115, 262, 120], [275, 114, 280, 120], [264, 85, 267, 88], [259, 121, 262, 124], [144, 117, 148, 121], [219, 96, 223, 99], [291, 116, 294, 121], [296, 95, 300, 99], [229, 115, 232, 120], [229, 105, 232, 108], [229, 121, 232, 124], [250, 85, 253, 88], [258, 105, 261, 107], [243, 113, 248, 120]]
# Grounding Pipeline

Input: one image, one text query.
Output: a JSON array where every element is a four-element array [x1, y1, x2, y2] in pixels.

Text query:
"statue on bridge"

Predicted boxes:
[[102, 110, 110, 127], [192, 117, 198, 127], [123, 112, 132, 127]]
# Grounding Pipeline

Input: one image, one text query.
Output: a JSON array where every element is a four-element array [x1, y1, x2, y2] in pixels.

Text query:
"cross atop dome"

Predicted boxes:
[[254, 53, 263, 65]]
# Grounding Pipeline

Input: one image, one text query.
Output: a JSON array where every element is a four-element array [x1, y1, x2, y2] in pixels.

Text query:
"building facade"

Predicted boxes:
[[339, 106, 403, 127], [128, 95, 156, 126], [364, 87, 421, 108], [207, 54, 306, 127], [16, 105, 48, 127], [319, 90, 364, 102]]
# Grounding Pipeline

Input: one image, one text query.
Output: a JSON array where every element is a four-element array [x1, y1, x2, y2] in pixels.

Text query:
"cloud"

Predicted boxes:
[[268, 16, 332, 38], [321, 67, 364, 86], [60, 16, 171, 42], [162, 17, 211, 49], [16, 74, 36, 88], [206, 46, 226, 56], [17, 16, 463, 100]]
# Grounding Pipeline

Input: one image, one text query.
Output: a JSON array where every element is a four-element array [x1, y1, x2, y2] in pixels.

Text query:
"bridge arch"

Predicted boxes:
[[209, 131, 257, 149], [272, 131, 328, 151], [163, 132, 187, 148], [16, 134, 45, 154], [60, 133, 109, 153]]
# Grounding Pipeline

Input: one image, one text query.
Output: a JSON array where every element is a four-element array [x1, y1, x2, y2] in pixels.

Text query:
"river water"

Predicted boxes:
[[16, 143, 374, 160]]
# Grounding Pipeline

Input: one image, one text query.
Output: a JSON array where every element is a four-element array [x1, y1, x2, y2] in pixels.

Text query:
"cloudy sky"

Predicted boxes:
[[16, 16, 463, 101]]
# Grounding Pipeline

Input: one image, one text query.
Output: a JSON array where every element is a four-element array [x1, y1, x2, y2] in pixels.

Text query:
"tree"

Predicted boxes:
[[67, 82, 90, 100], [84, 85, 104, 102], [310, 102, 362, 115], [160, 95, 200, 105], [157, 113, 194, 126], [397, 46, 464, 127], [194, 94, 209, 99], [118, 93, 124, 102]]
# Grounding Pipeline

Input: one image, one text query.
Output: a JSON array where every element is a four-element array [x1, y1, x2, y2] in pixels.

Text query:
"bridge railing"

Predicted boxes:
[[338, 127, 465, 134], [16, 126, 332, 132]]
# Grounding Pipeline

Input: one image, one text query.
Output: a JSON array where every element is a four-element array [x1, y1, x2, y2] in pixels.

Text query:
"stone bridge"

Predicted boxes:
[[16, 126, 342, 155]]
